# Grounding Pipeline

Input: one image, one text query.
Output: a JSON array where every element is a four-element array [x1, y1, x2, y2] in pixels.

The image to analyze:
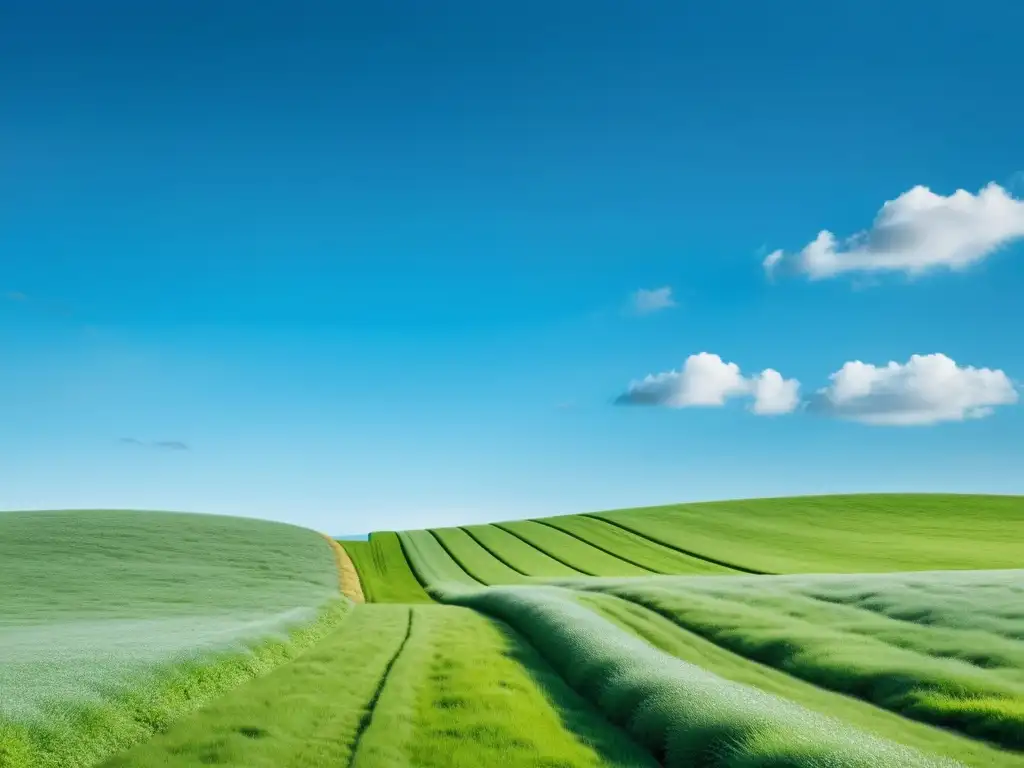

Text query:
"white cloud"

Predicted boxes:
[[812, 353, 1018, 425], [617, 352, 800, 415], [630, 286, 677, 314], [750, 369, 802, 415], [762, 249, 784, 279], [766, 183, 1024, 279]]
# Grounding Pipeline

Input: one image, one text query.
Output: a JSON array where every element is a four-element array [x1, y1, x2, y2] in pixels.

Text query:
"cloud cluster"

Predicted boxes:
[[617, 352, 1017, 426], [629, 286, 676, 314], [616, 353, 800, 415], [764, 183, 1024, 279], [809, 353, 1018, 425]]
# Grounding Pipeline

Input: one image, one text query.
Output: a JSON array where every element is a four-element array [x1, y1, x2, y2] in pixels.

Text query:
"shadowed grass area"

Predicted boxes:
[[342, 532, 433, 603], [102, 604, 655, 768], [0, 509, 344, 768]]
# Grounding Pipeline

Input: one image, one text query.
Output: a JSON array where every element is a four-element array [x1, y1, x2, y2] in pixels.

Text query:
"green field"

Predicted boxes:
[[3, 493, 1022, 767], [0, 509, 346, 767]]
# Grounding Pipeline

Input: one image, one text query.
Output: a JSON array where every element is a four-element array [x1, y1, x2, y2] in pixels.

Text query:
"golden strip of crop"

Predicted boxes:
[[321, 533, 366, 603]]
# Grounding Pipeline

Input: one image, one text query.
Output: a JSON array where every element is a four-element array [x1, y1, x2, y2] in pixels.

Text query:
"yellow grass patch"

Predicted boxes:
[[321, 533, 365, 603]]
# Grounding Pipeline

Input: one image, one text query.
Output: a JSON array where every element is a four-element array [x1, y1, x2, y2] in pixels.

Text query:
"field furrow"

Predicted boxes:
[[538, 514, 738, 575], [429, 528, 533, 585], [397, 530, 482, 589], [461, 525, 581, 578], [594, 494, 1024, 573], [496, 520, 651, 576]]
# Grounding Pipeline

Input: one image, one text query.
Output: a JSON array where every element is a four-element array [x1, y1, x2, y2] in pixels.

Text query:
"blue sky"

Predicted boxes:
[[3, 0, 1023, 533]]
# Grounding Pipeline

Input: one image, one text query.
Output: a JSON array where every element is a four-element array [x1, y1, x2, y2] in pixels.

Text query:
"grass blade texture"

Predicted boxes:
[[0, 509, 346, 767], [439, 583, 962, 767]]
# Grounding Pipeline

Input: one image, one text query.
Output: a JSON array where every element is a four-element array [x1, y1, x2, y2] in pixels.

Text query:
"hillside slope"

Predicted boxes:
[[0, 509, 346, 767]]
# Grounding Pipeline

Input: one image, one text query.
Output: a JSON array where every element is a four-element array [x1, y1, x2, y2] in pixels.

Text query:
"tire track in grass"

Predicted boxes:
[[348, 607, 414, 767], [582, 513, 768, 575]]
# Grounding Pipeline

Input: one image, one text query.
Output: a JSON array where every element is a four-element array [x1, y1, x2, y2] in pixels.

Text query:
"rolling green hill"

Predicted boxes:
[[5, 494, 1022, 768], [0, 509, 346, 767]]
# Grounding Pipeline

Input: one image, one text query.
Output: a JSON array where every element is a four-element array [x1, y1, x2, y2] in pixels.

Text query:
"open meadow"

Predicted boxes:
[[2, 494, 1022, 767]]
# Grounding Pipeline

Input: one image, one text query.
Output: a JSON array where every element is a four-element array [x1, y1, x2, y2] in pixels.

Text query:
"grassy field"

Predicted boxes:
[[591, 494, 1024, 573], [429, 527, 534, 584], [6, 493, 1022, 768], [576, 569, 1024, 750], [103, 604, 655, 768], [0, 509, 346, 767], [537, 514, 738, 575], [495, 520, 653, 576], [441, 583, 961, 767], [341, 532, 433, 603]]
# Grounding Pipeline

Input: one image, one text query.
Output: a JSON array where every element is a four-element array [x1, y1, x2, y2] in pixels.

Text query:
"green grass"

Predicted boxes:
[[462, 524, 582, 577], [439, 582, 959, 767], [0, 509, 346, 767], [538, 514, 738, 575], [591, 494, 1024, 573], [578, 569, 1024, 750], [575, 591, 1023, 768], [495, 520, 652, 576], [397, 529, 481, 589], [429, 527, 533, 585], [102, 604, 656, 767], [342, 532, 433, 603]]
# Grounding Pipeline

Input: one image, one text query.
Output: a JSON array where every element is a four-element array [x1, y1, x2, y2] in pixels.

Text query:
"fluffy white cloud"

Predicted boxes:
[[617, 352, 800, 415], [812, 353, 1018, 425], [630, 286, 677, 314], [750, 368, 802, 415], [766, 183, 1024, 279]]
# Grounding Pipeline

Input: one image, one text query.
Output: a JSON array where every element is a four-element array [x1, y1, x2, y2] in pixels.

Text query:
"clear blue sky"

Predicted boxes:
[[3, 0, 1022, 533]]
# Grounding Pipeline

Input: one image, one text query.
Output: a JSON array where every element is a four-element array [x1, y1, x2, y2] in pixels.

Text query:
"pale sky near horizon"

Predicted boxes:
[[3, 1, 1023, 534]]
